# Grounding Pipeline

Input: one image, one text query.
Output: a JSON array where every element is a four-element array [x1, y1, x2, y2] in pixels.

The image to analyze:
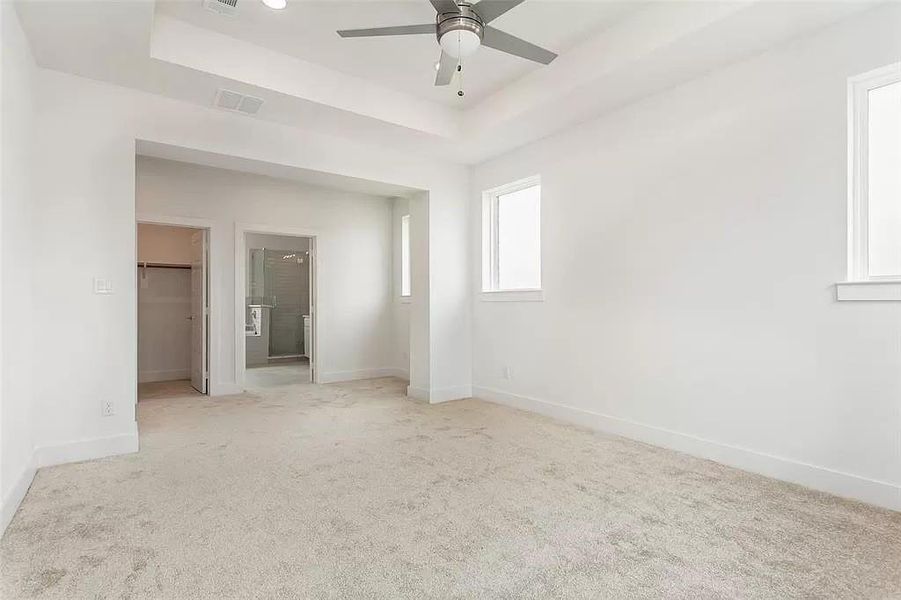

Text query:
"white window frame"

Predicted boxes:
[[847, 62, 901, 281], [840, 62, 901, 301], [400, 214, 411, 300], [481, 176, 543, 302]]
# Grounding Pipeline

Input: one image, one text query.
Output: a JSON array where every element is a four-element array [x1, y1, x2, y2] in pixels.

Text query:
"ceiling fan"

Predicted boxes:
[[337, 0, 557, 89]]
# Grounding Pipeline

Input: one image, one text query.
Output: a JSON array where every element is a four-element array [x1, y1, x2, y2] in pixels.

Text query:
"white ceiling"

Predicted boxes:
[[15, 0, 880, 164], [155, 0, 645, 107]]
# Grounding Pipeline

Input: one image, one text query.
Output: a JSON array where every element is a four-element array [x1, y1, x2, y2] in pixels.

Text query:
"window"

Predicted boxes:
[[482, 177, 541, 298], [401, 214, 411, 297], [848, 63, 901, 282]]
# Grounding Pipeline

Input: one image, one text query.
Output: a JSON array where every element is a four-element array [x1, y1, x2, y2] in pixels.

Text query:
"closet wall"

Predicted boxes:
[[137, 224, 195, 383]]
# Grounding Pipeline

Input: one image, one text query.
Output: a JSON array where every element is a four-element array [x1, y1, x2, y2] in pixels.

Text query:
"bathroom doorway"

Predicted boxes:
[[136, 222, 210, 400], [242, 231, 315, 388]]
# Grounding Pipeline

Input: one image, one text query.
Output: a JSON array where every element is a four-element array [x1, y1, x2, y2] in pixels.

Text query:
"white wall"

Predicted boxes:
[[137, 157, 393, 383], [137, 223, 195, 265], [28, 63, 471, 474], [1, 2, 37, 535], [471, 5, 901, 511]]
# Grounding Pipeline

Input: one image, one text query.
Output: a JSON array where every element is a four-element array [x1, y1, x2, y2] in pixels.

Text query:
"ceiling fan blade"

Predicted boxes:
[[471, 0, 525, 24], [337, 23, 435, 38], [430, 0, 461, 15], [434, 51, 456, 86], [481, 26, 557, 64]]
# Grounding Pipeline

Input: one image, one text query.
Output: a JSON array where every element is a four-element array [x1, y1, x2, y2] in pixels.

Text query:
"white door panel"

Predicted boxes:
[[190, 230, 208, 394]]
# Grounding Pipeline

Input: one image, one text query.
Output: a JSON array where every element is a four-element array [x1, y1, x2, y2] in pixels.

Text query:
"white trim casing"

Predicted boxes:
[[1, 464, 36, 537], [3, 426, 141, 537], [235, 223, 320, 389], [473, 386, 901, 512], [481, 175, 542, 297], [406, 384, 471, 404], [33, 424, 140, 470], [480, 289, 544, 302], [319, 368, 402, 383], [400, 213, 412, 299], [136, 214, 223, 393], [846, 62, 901, 283], [835, 280, 901, 301], [209, 382, 244, 396]]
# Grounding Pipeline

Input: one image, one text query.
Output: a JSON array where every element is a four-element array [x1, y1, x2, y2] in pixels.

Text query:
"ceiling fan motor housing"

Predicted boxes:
[[436, 3, 483, 59]]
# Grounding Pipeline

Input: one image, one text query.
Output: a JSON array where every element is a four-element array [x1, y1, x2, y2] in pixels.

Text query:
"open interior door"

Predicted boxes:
[[190, 230, 208, 394], [308, 245, 315, 383]]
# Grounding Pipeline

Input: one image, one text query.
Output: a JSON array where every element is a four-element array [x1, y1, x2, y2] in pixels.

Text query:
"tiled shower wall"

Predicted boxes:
[[265, 249, 310, 357]]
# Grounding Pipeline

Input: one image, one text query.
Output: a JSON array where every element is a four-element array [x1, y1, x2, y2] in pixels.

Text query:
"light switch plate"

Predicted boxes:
[[93, 278, 113, 294]]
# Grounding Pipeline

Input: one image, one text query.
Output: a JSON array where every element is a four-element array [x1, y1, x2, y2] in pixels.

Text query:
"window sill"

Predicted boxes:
[[399, 296, 411, 304], [835, 280, 901, 301], [480, 289, 544, 302]]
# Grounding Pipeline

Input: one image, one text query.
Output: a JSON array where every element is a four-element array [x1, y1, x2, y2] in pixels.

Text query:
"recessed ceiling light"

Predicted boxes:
[[261, 0, 287, 9]]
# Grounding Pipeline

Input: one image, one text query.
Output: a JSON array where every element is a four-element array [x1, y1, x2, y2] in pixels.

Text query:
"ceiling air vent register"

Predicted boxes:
[[202, 0, 238, 17], [214, 89, 264, 115]]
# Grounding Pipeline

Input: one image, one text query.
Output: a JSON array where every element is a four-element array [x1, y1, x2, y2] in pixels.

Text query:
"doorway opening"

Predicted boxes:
[[136, 222, 209, 401], [242, 231, 315, 388]]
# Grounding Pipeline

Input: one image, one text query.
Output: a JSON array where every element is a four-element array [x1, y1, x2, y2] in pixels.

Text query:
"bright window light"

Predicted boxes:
[[482, 178, 541, 292], [401, 214, 411, 297], [866, 80, 901, 277], [849, 63, 901, 281]]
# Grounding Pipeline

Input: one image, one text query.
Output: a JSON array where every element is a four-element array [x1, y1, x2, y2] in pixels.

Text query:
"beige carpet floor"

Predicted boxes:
[[2, 377, 900, 599]]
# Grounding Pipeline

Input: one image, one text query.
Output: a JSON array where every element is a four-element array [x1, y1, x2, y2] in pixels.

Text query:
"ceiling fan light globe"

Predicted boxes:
[[439, 29, 480, 59]]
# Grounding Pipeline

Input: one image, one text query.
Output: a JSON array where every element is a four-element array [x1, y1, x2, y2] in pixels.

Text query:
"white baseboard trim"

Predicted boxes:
[[33, 424, 140, 469], [138, 369, 190, 383], [1, 463, 36, 538], [406, 384, 472, 404], [429, 385, 472, 404], [319, 368, 403, 384], [473, 385, 901, 512], [211, 382, 244, 396]]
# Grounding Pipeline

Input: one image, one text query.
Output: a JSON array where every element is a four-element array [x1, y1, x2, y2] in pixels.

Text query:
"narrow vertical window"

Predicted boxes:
[[401, 214, 411, 297], [866, 79, 901, 277], [849, 63, 901, 281], [482, 177, 542, 296]]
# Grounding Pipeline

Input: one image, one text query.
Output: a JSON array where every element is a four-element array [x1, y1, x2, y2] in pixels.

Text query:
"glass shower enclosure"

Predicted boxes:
[[246, 247, 310, 360]]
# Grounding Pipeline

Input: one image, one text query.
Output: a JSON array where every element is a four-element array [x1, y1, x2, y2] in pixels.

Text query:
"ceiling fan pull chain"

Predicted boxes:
[[456, 34, 465, 97]]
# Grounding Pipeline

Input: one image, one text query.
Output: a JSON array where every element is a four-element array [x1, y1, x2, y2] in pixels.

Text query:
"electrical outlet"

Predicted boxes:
[[101, 400, 115, 417], [503, 366, 512, 380]]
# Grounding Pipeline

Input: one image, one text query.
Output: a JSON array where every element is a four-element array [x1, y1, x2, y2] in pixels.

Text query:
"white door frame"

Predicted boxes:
[[189, 229, 209, 394], [136, 214, 219, 394], [235, 223, 320, 388]]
